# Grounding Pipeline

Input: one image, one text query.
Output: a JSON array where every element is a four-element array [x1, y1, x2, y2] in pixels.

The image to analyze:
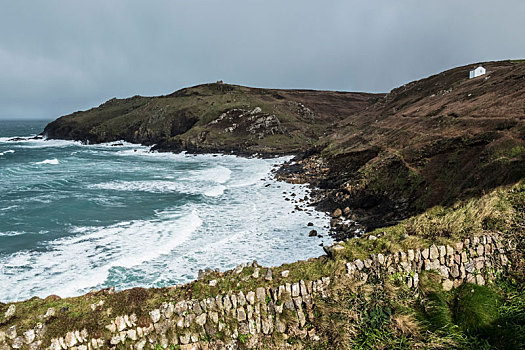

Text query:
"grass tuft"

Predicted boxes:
[[452, 284, 500, 335]]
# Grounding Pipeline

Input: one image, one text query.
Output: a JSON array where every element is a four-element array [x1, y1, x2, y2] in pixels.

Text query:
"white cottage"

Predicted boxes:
[[469, 66, 486, 79]]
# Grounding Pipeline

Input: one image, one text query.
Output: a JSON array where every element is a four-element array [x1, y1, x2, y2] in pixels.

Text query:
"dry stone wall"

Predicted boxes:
[[344, 234, 512, 291], [0, 234, 513, 350]]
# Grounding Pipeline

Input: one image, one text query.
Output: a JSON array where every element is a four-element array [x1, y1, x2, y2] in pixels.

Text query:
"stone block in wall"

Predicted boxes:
[[474, 257, 485, 270], [476, 245, 484, 257], [284, 299, 295, 311], [364, 259, 372, 269], [135, 339, 147, 350], [278, 285, 286, 299], [127, 329, 137, 341], [175, 300, 187, 316], [407, 250, 414, 262], [292, 283, 300, 297], [192, 300, 202, 315], [180, 332, 191, 345], [247, 304, 254, 320], [246, 291, 255, 305], [450, 264, 460, 278], [400, 262, 411, 272], [261, 316, 272, 335], [465, 261, 475, 273], [196, 313, 207, 327], [438, 245, 446, 258], [231, 294, 238, 310], [237, 291, 246, 306], [270, 287, 278, 301], [442, 279, 453, 291], [237, 308, 246, 322], [285, 283, 292, 296], [438, 266, 449, 279], [446, 245, 454, 256], [256, 287, 266, 303], [300, 280, 308, 297], [185, 314, 195, 328], [429, 245, 439, 260], [416, 260, 423, 273], [476, 275, 486, 286], [223, 295, 232, 312]]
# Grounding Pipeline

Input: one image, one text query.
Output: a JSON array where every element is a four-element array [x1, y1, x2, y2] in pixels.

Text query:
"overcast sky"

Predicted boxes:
[[1, 1, 524, 120]]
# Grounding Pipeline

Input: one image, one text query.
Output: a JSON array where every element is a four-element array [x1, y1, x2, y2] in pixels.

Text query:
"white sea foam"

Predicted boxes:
[[89, 167, 231, 196], [203, 185, 226, 197], [89, 180, 184, 193], [0, 150, 15, 156], [183, 165, 232, 184], [0, 231, 26, 237], [35, 158, 59, 165], [0, 209, 201, 301], [16, 139, 81, 148]]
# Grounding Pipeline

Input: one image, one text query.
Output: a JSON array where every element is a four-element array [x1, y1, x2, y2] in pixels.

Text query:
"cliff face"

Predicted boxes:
[[43, 60, 525, 232]]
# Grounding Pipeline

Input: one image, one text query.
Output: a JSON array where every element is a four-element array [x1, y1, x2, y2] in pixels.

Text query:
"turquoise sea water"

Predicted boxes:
[[0, 120, 331, 302]]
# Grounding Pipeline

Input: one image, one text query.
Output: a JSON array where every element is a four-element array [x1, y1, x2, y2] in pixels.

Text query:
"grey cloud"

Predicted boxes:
[[0, 0, 524, 119]]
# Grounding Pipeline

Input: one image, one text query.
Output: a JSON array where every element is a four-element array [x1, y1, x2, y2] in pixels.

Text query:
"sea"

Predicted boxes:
[[0, 120, 331, 303]]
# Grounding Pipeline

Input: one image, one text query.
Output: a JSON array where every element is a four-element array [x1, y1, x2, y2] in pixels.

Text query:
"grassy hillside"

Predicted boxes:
[[44, 83, 378, 156], [280, 60, 525, 231]]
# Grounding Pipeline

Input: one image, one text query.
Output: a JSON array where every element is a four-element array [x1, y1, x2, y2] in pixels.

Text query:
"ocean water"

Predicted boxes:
[[0, 120, 331, 302]]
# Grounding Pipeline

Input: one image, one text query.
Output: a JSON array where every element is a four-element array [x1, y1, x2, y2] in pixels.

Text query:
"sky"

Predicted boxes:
[[1, 1, 524, 120]]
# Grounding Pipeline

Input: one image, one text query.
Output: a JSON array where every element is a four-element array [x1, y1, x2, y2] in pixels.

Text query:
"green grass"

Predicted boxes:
[[417, 272, 454, 333], [413, 271, 525, 350], [453, 284, 501, 334]]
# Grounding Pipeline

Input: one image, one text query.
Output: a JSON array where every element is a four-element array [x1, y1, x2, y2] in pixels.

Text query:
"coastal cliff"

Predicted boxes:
[[44, 60, 525, 234]]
